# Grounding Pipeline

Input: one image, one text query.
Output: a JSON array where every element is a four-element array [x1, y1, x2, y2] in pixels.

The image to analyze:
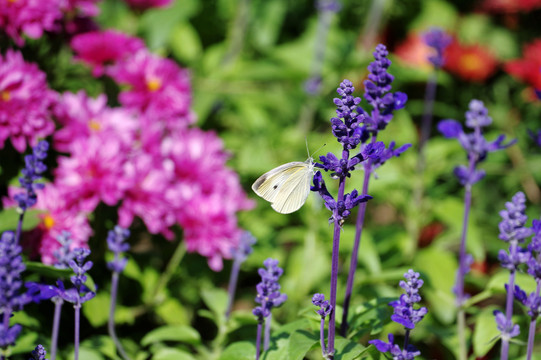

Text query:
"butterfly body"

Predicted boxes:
[[252, 158, 315, 214]]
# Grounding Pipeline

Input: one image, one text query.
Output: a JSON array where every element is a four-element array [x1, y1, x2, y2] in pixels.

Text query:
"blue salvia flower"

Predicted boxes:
[[53, 231, 75, 269], [13, 140, 49, 212], [226, 231, 256, 319], [359, 44, 407, 133], [341, 45, 410, 337], [0, 231, 31, 348], [390, 270, 428, 329], [253, 258, 286, 360], [512, 218, 541, 360], [107, 226, 130, 274], [29, 344, 48, 360], [312, 293, 332, 357], [496, 192, 533, 360], [58, 248, 95, 305], [422, 27, 451, 68], [253, 259, 287, 321], [369, 270, 426, 359], [438, 100, 515, 187]]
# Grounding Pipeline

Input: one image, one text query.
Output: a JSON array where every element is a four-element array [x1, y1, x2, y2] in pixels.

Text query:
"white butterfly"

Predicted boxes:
[[252, 158, 316, 214]]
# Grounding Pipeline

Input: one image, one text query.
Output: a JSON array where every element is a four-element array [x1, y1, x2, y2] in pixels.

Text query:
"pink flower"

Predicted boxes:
[[162, 128, 254, 271], [118, 151, 177, 239], [123, 0, 172, 10], [4, 184, 92, 264], [55, 132, 131, 212], [53, 90, 138, 152], [60, 0, 101, 17], [70, 30, 146, 76], [0, 50, 55, 152], [0, 0, 63, 45], [108, 50, 194, 130]]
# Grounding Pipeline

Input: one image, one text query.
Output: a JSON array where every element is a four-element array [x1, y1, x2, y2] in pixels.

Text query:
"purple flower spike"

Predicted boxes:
[[13, 140, 49, 212], [0, 231, 31, 348], [231, 231, 256, 263], [390, 270, 428, 330], [107, 226, 131, 273], [53, 231, 75, 269], [312, 293, 332, 318], [253, 258, 287, 321], [30, 344, 48, 360], [422, 28, 451, 68], [438, 100, 515, 187], [360, 44, 408, 132], [527, 129, 541, 147], [494, 310, 520, 339], [369, 333, 421, 360]]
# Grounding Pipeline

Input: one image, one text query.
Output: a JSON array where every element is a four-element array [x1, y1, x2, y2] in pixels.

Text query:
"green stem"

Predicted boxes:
[[149, 241, 187, 305]]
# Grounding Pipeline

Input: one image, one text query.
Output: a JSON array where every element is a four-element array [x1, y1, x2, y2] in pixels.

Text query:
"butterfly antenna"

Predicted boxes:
[[310, 143, 327, 158], [305, 137, 310, 158]]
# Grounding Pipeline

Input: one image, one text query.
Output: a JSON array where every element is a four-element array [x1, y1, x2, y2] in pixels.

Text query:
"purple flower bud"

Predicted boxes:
[[107, 226, 130, 273], [13, 140, 49, 212], [253, 258, 286, 322], [30, 344, 48, 360], [312, 293, 332, 318], [494, 310, 520, 339], [422, 27, 451, 68]]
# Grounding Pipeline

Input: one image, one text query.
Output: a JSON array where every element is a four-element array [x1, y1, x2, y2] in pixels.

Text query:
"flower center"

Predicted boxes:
[[88, 119, 101, 131], [146, 78, 161, 92], [43, 214, 55, 229], [460, 53, 482, 73], [1, 90, 10, 101]]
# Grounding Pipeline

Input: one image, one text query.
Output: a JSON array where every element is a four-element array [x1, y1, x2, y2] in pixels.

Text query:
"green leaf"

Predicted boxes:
[[487, 270, 537, 294], [200, 287, 228, 318], [155, 298, 190, 325], [25, 261, 72, 279], [0, 208, 42, 234], [68, 347, 105, 360], [472, 306, 500, 357], [219, 341, 256, 360], [334, 337, 366, 360], [81, 336, 120, 360], [414, 248, 456, 324], [288, 330, 319, 360], [151, 348, 196, 360], [169, 21, 202, 64], [141, 325, 201, 346], [83, 292, 112, 327]]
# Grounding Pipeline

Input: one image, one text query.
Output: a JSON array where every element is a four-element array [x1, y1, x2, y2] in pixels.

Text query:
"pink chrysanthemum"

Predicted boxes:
[[162, 128, 254, 271], [60, 0, 101, 17], [53, 90, 138, 152], [123, 0, 172, 10], [71, 30, 146, 76], [0, 50, 55, 152], [118, 151, 177, 239], [0, 0, 63, 45], [55, 132, 132, 212], [108, 50, 194, 130], [4, 184, 92, 264]]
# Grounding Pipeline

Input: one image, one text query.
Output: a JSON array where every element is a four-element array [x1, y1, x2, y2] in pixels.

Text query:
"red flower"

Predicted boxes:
[[504, 39, 541, 95], [443, 39, 498, 82], [394, 33, 432, 70], [478, 0, 541, 13]]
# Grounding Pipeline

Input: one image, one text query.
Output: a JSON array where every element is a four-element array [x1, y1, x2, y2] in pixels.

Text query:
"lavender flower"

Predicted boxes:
[[342, 45, 409, 336], [226, 231, 256, 319], [58, 248, 95, 360], [13, 140, 49, 212], [253, 259, 286, 360], [13, 140, 49, 241], [438, 100, 514, 360], [359, 44, 407, 132], [106, 226, 130, 360], [29, 344, 48, 360], [107, 226, 130, 274], [53, 231, 75, 269], [390, 270, 428, 329], [422, 28, 451, 68], [0, 231, 31, 349], [496, 192, 532, 360], [369, 270, 426, 359], [312, 293, 332, 357], [513, 218, 541, 360], [304, 0, 341, 95]]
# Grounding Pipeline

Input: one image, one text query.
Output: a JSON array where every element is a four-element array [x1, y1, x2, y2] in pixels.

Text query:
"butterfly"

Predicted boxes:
[[252, 158, 316, 214]]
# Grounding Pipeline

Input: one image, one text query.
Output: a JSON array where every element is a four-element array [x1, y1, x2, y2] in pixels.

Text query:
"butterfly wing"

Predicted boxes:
[[252, 162, 307, 203], [270, 166, 313, 214]]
